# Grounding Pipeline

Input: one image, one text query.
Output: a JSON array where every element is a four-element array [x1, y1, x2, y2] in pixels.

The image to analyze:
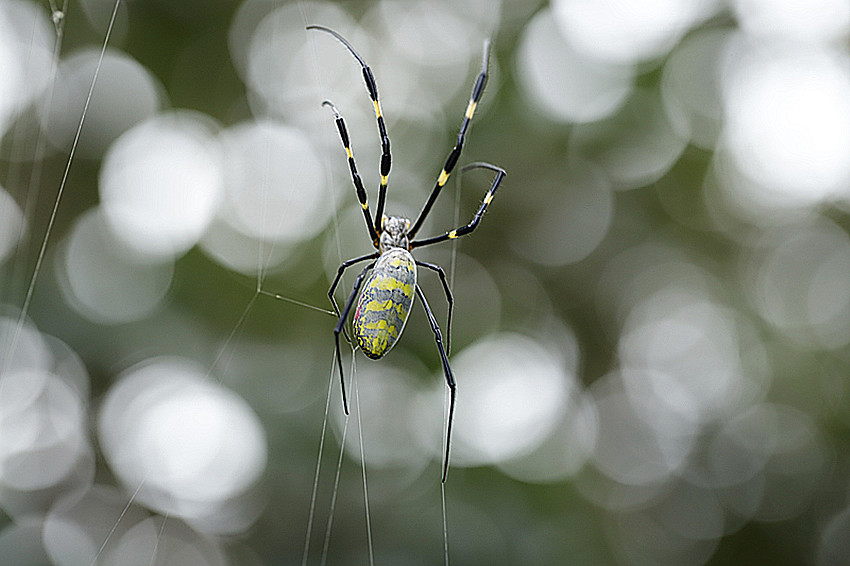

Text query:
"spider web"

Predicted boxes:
[[0, 1, 463, 564]]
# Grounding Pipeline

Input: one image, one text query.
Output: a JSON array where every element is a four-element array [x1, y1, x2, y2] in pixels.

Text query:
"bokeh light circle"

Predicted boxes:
[[243, 2, 355, 122], [216, 120, 328, 243], [619, 291, 745, 423], [570, 89, 687, 189], [58, 208, 173, 324], [0, 370, 89, 498], [512, 159, 613, 266], [497, 388, 598, 483], [98, 357, 267, 531], [721, 41, 850, 210], [590, 370, 698, 486], [515, 7, 634, 124], [743, 218, 850, 349], [551, 0, 719, 65], [99, 111, 224, 259], [41, 48, 162, 158], [0, 319, 94, 523]]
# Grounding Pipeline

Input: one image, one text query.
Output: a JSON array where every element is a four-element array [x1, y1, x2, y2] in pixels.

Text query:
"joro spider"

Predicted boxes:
[[308, 25, 506, 482]]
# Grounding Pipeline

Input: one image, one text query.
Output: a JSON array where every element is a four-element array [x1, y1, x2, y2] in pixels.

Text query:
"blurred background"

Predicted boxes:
[[2, 0, 850, 564]]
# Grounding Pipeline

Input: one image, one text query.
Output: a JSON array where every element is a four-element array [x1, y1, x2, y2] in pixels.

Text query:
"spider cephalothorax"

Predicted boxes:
[[379, 216, 410, 252], [309, 25, 506, 482]]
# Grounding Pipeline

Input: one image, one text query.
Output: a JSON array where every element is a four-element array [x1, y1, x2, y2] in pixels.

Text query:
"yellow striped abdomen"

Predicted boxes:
[[353, 248, 417, 359]]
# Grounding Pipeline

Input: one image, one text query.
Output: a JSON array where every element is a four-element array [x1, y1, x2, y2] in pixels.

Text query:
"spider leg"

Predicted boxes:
[[409, 38, 491, 238], [329, 252, 380, 345], [333, 261, 376, 414], [415, 284, 456, 483], [307, 25, 392, 227], [320, 101, 380, 247], [416, 260, 454, 354], [411, 162, 506, 249]]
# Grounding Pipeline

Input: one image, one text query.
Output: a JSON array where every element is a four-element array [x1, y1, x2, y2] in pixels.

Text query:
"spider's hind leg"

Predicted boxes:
[[415, 284, 456, 483], [332, 261, 376, 413]]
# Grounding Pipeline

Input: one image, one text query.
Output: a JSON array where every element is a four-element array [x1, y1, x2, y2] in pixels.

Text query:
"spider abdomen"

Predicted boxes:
[[353, 248, 417, 359]]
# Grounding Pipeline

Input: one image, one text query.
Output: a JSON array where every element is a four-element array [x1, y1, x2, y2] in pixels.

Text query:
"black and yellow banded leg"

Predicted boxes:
[[409, 39, 491, 238], [321, 100, 380, 248], [411, 162, 506, 249], [416, 260, 454, 354], [415, 284, 456, 483], [307, 25, 392, 228], [333, 261, 377, 414]]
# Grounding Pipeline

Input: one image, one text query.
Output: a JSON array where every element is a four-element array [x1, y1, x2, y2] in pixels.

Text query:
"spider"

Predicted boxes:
[[308, 25, 506, 482]]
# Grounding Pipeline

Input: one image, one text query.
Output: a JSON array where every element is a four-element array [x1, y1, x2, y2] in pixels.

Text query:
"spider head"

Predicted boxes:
[[379, 215, 410, 251]]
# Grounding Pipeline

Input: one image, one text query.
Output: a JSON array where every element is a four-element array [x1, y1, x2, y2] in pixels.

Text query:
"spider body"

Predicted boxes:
[[308, 25, 505, 482], [353, 244, 416, 359]]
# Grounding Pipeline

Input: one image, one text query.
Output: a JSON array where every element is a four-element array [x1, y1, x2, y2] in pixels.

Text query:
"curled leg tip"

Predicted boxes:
[[321, 99, 340, 116]]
